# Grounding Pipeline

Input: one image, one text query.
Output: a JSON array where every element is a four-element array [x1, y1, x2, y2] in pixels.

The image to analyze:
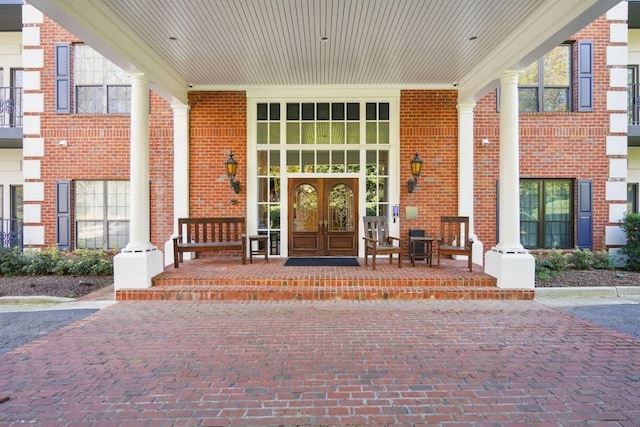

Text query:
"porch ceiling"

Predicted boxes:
[[28, 0, 619, 104]]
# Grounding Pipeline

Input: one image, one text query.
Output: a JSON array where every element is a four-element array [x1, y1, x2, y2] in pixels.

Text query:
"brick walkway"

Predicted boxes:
[[1, 300, 639, 426]]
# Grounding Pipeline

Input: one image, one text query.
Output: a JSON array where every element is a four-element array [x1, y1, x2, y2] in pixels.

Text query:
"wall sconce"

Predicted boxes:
[[225, 152, 240, 194], [407, 152, 423, 193]]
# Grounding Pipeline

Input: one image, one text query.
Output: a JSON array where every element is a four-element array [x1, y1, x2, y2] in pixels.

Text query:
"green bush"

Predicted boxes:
[[534, 249, 568, 281], [620, 213, 640, 271], [566, 248, 594, 270], [0, 247, 27, 276], [592, 250, 613, 270], [0, 247, 113, 277]]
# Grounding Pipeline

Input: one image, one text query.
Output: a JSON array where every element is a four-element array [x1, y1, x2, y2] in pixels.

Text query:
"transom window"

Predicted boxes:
[[520, 179, 573, 249], [75, 180, 130, 250], [518, 44, 572, 112], [74, 44, 131, 114]]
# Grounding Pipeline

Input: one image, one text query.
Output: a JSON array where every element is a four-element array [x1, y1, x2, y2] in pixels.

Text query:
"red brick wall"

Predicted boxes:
[[399, 90, 459, 242], [188, 91, 247, 218], [34, 17, 174, 249], [473, 16, 612, 251]]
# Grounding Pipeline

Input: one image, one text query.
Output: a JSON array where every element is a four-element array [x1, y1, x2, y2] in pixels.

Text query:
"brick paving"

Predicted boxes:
[[1, 301, 639, 426]]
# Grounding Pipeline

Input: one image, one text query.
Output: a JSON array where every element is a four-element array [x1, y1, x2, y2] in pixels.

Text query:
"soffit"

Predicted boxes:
[[27, 0, 620, 104]]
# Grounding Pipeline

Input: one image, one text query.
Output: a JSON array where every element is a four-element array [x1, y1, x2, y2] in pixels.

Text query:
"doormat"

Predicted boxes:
[[284, 257, 360, 267]]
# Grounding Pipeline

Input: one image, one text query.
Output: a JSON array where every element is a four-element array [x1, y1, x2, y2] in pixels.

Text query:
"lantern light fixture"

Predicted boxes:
[[225, 152, 240, 194], [407, 152, 423, 193]]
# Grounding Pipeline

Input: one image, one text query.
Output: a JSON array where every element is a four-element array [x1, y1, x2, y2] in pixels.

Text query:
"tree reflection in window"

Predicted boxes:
[[293, 184, 317, 232], [328, 184, 354, 232]]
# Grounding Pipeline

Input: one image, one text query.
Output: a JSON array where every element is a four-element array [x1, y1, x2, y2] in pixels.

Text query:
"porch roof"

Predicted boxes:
[[28, 0, 619, 105]]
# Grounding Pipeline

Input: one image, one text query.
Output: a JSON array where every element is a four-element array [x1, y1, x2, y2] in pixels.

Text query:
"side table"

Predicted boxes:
[[409, 236, 434, 267], [247, 235, 269, 263]]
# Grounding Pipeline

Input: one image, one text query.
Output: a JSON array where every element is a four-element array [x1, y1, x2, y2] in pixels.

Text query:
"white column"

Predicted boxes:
[[457, 103, 483, 266], [484, 70, 535, 289], [164, 103, 190, 266], [114, 73, 164, 290], [496, 71, 524, 252], [127, 74, 152, 249]]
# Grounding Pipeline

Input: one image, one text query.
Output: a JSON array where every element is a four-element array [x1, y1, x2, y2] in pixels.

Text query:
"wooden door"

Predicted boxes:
[[288, 178, 358, 256]]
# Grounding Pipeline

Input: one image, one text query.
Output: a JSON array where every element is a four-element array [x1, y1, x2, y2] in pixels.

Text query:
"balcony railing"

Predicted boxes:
[[0, 87, 22, 128], [0, 218, 22, 250]]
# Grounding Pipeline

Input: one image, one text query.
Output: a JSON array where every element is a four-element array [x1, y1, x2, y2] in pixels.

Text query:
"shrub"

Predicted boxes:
[[534, 249, 568, 281], [22, 248, 63, 275], [620, 213, 640, 271], [0, 247, 27, 276], [566, 248, 594, 270], [67, 249, 113, 275], [0, 247, 113, 277], [592, 250, 613, 270]]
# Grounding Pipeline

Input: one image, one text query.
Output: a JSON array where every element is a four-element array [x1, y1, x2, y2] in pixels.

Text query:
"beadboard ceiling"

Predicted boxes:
[[28, 0, 619, 104]]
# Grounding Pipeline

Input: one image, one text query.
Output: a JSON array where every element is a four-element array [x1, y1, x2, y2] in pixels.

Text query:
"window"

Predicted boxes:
[[520, 179, 573, 249], [629, 66, 639, 125], [519, 44, 572, 112], [628, 183, 639, 214], [75, 180, 129, 250], [74, 44, 131, 114]]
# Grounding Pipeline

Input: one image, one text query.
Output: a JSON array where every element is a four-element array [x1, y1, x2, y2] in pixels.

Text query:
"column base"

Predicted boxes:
[[114, 246, 164, 290], [484, 247, 535, 289]]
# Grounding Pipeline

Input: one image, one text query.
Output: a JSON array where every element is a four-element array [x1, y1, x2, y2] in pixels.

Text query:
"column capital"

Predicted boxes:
[[457, 103, 476, 113], [171, 103, 191, 117], [499, 70, 519, 86], [129, 73, 149, 86]]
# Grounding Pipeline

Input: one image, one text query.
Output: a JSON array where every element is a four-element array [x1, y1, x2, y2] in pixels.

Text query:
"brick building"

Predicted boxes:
[[0, 0, 631, 290]]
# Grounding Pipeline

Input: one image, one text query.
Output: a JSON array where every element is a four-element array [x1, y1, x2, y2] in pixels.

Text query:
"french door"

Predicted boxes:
[[288, 178, 358, 256]]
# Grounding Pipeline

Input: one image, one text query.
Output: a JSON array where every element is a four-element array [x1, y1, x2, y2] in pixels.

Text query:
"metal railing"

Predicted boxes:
[[0, 218, 22, 250], [0, 87, 23, 128]]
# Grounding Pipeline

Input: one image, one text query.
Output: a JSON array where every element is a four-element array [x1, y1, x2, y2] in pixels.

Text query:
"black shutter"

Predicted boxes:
[[577, 40, 593, 112], [577, 179, 593, 250], [55, 43, 71, 114], [56, 180, 71, 250]]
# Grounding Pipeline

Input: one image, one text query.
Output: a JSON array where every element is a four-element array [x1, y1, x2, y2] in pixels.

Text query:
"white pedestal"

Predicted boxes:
[[114, 246, 164, 290], [472, 240, 484, 267], [164, 239, 174, 267], [484, 247, 535, 289]]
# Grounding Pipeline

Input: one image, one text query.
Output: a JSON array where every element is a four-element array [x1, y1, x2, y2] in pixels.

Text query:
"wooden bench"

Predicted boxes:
[[173, 217, 246, 268]]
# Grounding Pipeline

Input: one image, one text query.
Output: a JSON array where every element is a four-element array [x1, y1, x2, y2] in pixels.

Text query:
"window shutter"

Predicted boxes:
[[577, 40, 593, 112], [577, 179, 593, 250], [56, 180, 71, 250], [55, 43, 71, 114]]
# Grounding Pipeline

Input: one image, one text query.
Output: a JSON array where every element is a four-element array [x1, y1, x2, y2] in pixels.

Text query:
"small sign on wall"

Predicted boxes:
[[406, 206, 418, 220]]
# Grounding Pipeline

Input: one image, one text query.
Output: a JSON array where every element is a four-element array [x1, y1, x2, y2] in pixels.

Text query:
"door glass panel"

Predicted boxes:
[[328, 184, 354, 232], [293, 184, 317, 232]]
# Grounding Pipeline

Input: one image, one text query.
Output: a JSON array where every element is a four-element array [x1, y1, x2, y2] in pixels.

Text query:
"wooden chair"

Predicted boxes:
[[436, 216, 473, 271], [362, 216, 403, 270]]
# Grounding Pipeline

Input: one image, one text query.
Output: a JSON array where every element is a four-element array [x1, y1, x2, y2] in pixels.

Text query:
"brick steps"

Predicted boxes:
[[115, 258, 535, 301], [117, 285, 534, 302]]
